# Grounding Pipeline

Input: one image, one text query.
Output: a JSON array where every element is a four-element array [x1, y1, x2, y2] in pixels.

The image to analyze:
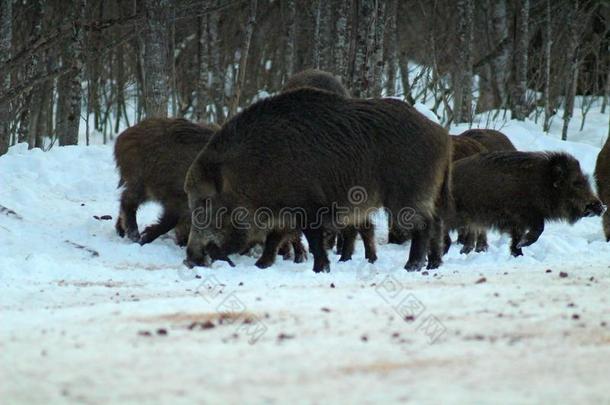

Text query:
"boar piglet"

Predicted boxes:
[[114, 118, 217, 246], [449, 151, 605, 256]]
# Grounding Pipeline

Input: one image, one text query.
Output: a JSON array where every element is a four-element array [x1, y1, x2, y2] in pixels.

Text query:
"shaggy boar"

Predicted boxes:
[[282, 69, 350, 97], [184, 88, 451, 272], [114, 118, 217, 246], [595, 137, 610, 240], [449, 151, 605, 256]]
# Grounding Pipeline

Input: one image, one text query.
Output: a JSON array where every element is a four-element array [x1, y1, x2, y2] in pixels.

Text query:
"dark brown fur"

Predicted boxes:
[[595, 136, 610, 240], [282, 69, 350, 97], [184, 88, 451, 272], [460, 129, 517, 152], [449, 151, 604, 256], [114, 118, 216, 245], [387, 134, 487, 246]]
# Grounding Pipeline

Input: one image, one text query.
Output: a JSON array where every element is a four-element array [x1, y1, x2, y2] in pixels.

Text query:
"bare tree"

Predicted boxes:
[[453, 0, 474, 123], [196, 10, 209, 121], [143, 0, 170, 118], [334, 0, 349, 84], [228, 0, 257, 118], [385, 0, 398, 97], [57, 0, 86, 146], [284, 0, 296, 80], [561, 0, 580, 141], [511, 0, 529, 121], [489, 0, 509, 108], [370, 0, 386, 98], [0, 0, 12, 155], [350, 0, 373, 98], [542, 0, 553, 132]]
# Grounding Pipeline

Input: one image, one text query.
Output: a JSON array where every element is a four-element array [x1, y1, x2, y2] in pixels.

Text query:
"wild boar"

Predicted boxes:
[[595, 137, 610, 240], [282, 69, 350, 97], [460, 128, 516, 152], [184, 88, 451, 272], [449, 151, 605, 256], [114, 118, 217, 246]]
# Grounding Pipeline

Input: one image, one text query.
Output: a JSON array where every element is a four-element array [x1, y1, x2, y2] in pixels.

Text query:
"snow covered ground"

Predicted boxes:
[[1, 104, 610, 404]]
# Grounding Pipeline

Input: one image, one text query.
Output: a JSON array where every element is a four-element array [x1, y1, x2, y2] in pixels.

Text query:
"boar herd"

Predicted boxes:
[[114, 69, 606, 273]]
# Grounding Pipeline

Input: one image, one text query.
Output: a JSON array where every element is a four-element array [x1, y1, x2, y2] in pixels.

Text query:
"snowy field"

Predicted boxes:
[[1, 104, 610, 404]]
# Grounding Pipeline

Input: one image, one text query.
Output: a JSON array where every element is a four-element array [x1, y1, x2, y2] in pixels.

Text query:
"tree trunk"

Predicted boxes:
[[208, 2, 224, 123], [370, 0, 386, 98], [489, 0, 509, 108], [511, 0, 529, 121], [351, 0, 373, 98], [0, 0, 12, 155], [284, 0, 296, 80], [542, 0, 553, 132], [196, 13, 209, 121], [318, 0, 332, 71], [143, 0, 170, 118], [334, 0, 349, 84], [228, 0, 257, 118], [57, 0, 85, 146], [453, 0, 474, 123], [311, 0, 321, 68], [385, 0, 398, 97], [561, 0, 580, 141]]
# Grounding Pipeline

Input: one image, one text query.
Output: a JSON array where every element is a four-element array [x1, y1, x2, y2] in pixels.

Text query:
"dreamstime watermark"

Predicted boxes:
[[355, 260, 447, 345], [177, 270, 268, 344], [190, 186, 425, 233]]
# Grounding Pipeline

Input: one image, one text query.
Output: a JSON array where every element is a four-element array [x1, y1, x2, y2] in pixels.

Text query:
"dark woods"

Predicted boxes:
[[0, 0, 608, 155]]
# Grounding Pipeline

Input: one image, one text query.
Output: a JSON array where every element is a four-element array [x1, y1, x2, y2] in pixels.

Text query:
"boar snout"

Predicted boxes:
[[584, 200, 606, 217], [184, 245, 211, 268]]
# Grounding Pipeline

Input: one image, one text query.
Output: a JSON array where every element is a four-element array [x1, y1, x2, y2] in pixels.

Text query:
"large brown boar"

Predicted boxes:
[[449, 151, 605, 256], [114, 118, 217, 246], [282, 69, 350, 97], [595, 137, 610, 240], [184, 88, 451, 272]]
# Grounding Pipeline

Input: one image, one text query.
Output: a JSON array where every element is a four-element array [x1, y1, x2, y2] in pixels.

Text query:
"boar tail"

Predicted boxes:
[[437, 161, 454, 220]]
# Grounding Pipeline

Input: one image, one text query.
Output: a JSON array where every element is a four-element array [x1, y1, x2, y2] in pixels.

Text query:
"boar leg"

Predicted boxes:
[[139, 210, 180, 245], [604, 213, 610, 241], [509, 227, 525, 257], [404, 218, 432, 271], [291, 235, 307, 263], [277, 242, 292, 260], [303, 228, 331, 273], [118, 186, 145, 242], [516, 219, 544, 249], [255, 231, 287, 268], [338, 226, 358, 262], [443, 232, 452, 254], [475, 231, 489, 252], [360, 225, 378, 263], [426, 215, 444, 269], [174, 215, 191, 247], [335, 233, 344, 255], [460, 230, 476, 254]]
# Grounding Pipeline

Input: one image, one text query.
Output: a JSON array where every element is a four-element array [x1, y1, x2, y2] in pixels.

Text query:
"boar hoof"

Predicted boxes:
[[116, 221, 125, 238], [367, 254, 378, 264], [312, 263, 331, 273], [255, 258, 273, 269], [127, 229, 141, 243], [404, 260, 424, 272], [510, 248, 523, 257], [475, 244, 488, 253], [293, 252, 307, 263], [460, 245, 473, 255], [338, 255, 352, 262], [426, 258, 442, 270]]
